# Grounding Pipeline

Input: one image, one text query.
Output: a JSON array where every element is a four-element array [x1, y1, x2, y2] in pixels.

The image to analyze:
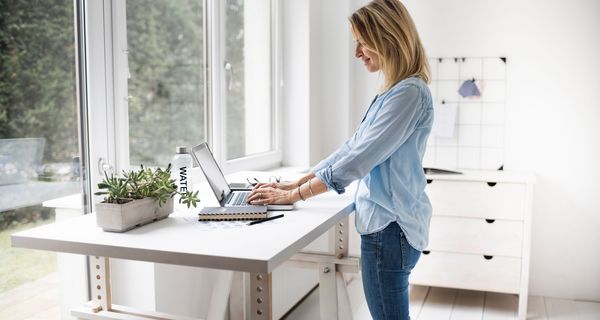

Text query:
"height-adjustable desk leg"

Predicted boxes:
[[318, 216, 353, 320], [91, 256, 112, 313], [248, 272, 272, 320], [319, 262, 338, 319], [334, 216, 349, 260]]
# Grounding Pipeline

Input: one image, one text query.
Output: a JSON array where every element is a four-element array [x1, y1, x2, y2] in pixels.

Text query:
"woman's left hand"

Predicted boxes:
[[248, 186, 293, 205]]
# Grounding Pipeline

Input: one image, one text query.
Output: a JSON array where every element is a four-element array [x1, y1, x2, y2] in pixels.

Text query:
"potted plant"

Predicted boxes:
[[94, 164, 200, 232]]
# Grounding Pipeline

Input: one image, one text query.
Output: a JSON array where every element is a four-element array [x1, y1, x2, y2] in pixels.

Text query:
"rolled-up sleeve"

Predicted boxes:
[[311, 131, 358, 173], [315, 84, 424, 194]]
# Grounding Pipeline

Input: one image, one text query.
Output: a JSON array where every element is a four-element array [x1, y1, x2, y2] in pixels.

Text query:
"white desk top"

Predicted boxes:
[[12, 172, 354, 274]]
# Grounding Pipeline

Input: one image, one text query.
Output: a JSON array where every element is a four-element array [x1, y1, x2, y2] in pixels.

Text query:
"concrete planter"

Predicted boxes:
[[95, 197, 174, 232]]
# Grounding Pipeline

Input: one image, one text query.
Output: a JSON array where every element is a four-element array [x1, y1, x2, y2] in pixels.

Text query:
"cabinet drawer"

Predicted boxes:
[[427, 216, 523, 257], [426, 180, 526, 220], [410, 251, 521, 294]]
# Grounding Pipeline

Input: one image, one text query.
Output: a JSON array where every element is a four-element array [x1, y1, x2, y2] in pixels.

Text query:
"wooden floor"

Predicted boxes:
[[0, 272, 61, 320], [284, 274, 600, 320], [1, 272, 599, 319]]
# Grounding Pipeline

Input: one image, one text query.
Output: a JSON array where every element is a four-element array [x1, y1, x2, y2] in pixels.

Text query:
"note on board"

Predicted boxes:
[[432, 103, 458, 138]]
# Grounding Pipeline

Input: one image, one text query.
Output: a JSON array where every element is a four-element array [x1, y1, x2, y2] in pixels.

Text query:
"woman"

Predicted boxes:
[[248, 0, 432, 318]]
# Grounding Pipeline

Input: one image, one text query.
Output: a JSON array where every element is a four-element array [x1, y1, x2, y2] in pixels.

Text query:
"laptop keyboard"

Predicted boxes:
[[230, 191, 251, 206]]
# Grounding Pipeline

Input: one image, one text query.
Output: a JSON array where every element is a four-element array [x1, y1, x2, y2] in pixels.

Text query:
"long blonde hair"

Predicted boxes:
[[349, 0, 430, 91]]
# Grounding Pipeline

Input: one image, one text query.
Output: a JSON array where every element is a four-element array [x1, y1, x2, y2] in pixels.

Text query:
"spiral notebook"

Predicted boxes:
[[198, 206, 268, 221]]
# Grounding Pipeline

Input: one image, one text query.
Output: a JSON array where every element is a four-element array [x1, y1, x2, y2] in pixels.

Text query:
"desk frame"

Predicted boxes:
[[13, 171, 360, 320], [65, 217, 358, 320]]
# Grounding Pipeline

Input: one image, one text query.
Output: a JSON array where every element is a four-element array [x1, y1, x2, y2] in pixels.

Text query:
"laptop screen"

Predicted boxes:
[[190, 143, 231, 202]]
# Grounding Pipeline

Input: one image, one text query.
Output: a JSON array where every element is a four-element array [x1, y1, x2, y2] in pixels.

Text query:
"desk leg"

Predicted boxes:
[[317, 264, 354, 320], [336, 272, 352, 319], [249, 272, 272, 320], [319, 262, 338, 319], [91, 256, 112, 313], [335, 217, 349, 259], [336, 216, 353, 318], [319, 216, 353, 319]]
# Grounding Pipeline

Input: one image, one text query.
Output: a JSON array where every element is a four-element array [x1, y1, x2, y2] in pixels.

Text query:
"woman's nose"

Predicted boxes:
[[355, 46, 362, 58]]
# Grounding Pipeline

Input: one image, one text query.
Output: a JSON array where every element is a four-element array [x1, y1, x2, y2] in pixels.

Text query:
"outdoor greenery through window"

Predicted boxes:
[[127, 0, 206, 168], [0, 0, 82, 312], [225, 0, 246, 160], [126, 0, 275, 167]]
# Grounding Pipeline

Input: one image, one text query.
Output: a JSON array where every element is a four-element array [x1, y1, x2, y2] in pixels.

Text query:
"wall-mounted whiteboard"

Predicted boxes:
[[423, 57, 507, 171]]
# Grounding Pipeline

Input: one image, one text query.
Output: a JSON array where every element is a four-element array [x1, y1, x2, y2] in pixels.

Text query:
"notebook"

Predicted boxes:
[[198, 206, 268, 221]]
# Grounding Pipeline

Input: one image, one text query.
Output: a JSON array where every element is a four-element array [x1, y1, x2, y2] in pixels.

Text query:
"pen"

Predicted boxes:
[[248, 214, 284, 226]]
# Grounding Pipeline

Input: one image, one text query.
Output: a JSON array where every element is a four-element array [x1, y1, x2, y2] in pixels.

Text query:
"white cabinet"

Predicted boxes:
[[410, 170, 535, 320]]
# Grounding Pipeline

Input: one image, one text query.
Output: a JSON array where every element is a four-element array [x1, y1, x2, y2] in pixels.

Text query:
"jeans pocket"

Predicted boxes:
[[399, 231, 420, 272]]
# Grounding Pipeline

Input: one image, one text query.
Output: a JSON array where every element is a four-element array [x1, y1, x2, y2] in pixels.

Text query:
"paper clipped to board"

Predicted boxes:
[[432, 103, 458, 138]]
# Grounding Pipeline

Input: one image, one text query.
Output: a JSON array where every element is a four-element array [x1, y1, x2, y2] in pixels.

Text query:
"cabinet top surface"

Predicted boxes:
[[426, 169, 536, 184]]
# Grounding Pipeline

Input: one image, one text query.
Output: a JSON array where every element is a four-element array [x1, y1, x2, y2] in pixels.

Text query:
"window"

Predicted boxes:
[[114, 0, 280, 170], [126, 0, 206, 167], [224, 0, 273, 160], [0, 1, 87, 317]]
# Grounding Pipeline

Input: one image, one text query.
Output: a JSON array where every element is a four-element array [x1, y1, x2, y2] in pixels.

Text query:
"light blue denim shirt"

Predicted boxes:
[[312, 77, 433, 251]]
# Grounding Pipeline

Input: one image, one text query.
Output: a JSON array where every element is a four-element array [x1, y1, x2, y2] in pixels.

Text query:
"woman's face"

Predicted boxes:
[[351, 28, 380, 72]]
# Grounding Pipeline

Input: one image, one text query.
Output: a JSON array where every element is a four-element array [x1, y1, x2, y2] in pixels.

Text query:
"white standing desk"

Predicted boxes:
[[12, 172, 358, 320]]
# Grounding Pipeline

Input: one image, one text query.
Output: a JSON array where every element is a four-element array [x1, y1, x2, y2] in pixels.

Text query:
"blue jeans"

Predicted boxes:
[[360, 222, 421, 320]]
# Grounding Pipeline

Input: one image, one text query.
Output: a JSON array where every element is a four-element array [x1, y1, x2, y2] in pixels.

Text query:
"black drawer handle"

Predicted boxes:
[[487, 182, 497, 187], [422, 250, 431, 255], [426, 179, 433, 184], [483, 255, 494, 260], [485, 219, 495, 224]]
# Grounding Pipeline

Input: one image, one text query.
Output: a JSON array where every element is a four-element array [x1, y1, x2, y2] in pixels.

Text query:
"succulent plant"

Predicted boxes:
[[95, 164, 200, 208]]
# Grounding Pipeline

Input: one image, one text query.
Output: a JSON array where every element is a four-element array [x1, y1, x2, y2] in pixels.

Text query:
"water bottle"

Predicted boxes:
[[172, 146, 193, 194]]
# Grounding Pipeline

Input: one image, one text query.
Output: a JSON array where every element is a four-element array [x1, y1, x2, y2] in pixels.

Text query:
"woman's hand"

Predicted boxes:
[[252, 180, 297, 191], [248, 186, 294, 205]]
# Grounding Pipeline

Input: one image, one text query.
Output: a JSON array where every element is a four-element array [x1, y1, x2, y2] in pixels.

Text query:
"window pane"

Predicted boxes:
[[225, 0, 273, 160], [0, 1, 84, 317], [126, 0, 205, 167]]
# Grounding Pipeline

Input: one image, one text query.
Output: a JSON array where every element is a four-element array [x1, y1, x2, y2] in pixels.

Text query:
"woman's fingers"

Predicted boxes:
[[248, 187, 272, 203], [249, 187, 289, 205], [247, 190, 262, 202], [250, 197, 267, 205], [249, 192, 270, 204]]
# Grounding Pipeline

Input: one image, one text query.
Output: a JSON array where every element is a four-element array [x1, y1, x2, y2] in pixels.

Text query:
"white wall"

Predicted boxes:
[[308, 1, 352, 165], [346, 0, 600, 300], [282, 0, 310, 167], [282, 0, 353, 167]]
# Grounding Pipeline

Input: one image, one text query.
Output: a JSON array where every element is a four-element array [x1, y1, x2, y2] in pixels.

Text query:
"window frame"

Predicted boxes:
[[213, 0, 284, 174], [86, 0, 118, 199]]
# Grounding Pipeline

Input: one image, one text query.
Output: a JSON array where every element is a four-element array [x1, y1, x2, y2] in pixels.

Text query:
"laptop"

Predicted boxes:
[[190, 143, 294, 211]]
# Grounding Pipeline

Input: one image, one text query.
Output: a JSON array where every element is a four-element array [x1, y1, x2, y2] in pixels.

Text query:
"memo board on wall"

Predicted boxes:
[[423, 56, 507, 171]]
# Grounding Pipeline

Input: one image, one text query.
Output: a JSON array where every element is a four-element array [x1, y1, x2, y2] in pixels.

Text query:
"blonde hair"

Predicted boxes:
[[349, 0, 430, 91]]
